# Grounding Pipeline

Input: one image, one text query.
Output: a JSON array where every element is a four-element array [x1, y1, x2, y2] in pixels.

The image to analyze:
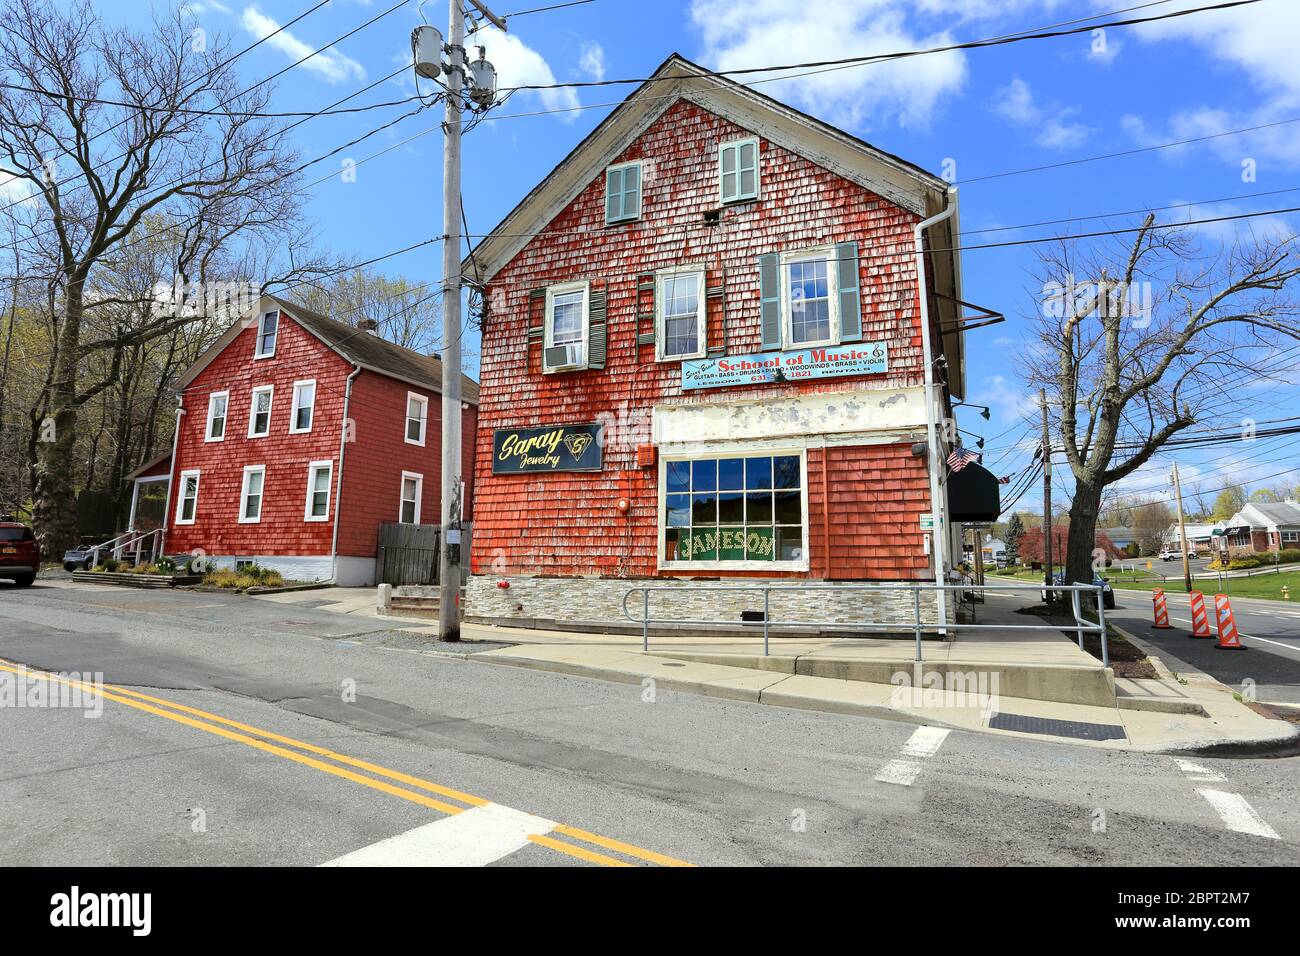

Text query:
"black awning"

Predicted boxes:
[[949, 463, 1001, 523]]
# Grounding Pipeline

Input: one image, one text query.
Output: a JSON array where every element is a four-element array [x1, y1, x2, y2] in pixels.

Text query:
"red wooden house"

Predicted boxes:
[[162, 295, 478, 585], [463, 55, 997, 629]]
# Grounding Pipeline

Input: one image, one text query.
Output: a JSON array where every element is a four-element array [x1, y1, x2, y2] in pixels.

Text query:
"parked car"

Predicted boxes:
[[1159, 548, 1178, 561], [0, 519, 40, 587]]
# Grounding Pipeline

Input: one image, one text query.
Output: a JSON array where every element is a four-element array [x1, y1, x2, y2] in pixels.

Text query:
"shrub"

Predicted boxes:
[[1276, 548, 1300, 564], [201, 565, 285, 590], [98, 558, 122, 573], [155, 556, 178, 574]]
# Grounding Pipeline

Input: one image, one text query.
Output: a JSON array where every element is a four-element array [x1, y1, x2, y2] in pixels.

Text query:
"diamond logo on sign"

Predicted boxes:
[[563, 433, 593, 460]]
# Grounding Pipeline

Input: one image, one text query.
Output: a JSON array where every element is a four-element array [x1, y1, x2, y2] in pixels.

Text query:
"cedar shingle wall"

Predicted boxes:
[[473, 99, 930, 580]]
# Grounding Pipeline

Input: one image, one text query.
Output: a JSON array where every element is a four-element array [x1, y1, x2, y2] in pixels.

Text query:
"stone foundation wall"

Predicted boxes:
[[465, 574, 953, 633]]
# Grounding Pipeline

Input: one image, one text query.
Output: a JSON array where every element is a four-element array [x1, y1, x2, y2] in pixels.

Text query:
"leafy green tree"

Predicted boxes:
[[1004, 513, 1025, 565], [1213, 485, 1247, 518]]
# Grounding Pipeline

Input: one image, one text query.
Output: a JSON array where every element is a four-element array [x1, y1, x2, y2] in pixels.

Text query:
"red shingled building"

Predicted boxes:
[[162, 295, 477, 585], [464, 56, 992, 628]]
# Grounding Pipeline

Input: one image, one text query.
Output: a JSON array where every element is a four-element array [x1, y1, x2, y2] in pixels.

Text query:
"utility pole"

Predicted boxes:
[[1040, 388, 1053, 598], [437, 0, 465, 642], [1171, 462, 1192, 592], [413, 1, 503, 642]]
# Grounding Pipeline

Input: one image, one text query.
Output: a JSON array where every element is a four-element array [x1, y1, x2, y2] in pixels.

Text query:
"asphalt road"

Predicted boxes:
[[1107, 589, 1300, 706], [1, 578, 1298, 866]]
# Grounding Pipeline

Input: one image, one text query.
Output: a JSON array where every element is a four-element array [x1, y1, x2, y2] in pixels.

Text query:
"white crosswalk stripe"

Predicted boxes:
[[875, 726, 950, 786], [1196, 789, 1280, 840], [321, 803, 558, 867]]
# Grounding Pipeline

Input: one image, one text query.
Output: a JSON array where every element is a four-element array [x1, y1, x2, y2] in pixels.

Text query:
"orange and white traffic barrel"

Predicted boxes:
[[1214, 593, 1244, 650], [1152, 588, 1171, 629], [1188, 590, 1213, 639]]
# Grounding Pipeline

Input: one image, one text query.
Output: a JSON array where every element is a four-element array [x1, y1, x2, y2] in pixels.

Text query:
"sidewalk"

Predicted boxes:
[[252, 585, 1298, 754]]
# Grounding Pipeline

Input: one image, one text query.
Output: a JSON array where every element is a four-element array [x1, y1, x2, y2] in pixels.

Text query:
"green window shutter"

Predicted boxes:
[[720, 143, 738, 203], [605, 167, 622, 223], [758, 253, 781, 351], [738, 140, 758, 199], [588, 289, 607, 370], [836, 241, 862, 342], [623, 164, 640, 219]]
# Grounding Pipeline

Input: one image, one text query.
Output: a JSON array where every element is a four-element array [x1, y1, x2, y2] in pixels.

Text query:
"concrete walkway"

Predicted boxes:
[[249, 584, 1296, 754]]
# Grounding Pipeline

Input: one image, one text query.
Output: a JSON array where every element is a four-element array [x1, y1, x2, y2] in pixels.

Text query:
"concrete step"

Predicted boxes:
[[1115, 676, 1207, 716]]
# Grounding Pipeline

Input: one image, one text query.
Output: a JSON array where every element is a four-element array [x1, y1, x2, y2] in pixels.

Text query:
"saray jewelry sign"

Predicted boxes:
[[681, 342, 888, 390]]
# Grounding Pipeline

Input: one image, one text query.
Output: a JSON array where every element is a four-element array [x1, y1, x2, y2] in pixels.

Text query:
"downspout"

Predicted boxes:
[[329, 365, 362, 583], [914, 185, 957, 632], [159, 396, 185, 558]]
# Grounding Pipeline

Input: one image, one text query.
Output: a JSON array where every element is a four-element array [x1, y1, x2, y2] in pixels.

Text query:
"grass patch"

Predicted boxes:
[[1109, 569, 1300, 602]]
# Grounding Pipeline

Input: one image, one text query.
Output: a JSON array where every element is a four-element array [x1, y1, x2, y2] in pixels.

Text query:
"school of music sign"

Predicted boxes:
[[681, 342, 889, 390], [492, 423, 604, 474]]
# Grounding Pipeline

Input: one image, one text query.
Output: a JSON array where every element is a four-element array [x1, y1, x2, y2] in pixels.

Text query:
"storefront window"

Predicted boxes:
[[663, 453, 804, 564]]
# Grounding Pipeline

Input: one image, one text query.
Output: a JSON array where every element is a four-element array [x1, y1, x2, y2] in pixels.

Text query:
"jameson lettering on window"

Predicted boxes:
[[663, 454, 804, 564]]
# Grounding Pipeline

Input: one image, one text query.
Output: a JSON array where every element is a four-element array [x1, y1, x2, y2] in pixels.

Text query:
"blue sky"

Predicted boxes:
[[108, 0, 1300, 515]]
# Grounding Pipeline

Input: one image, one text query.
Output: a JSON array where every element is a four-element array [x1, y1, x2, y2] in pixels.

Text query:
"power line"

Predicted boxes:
[[494, 0, 1263, 94]]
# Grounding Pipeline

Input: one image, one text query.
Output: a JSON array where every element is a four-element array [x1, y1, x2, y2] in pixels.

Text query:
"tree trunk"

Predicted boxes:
[[1066, 480, 1103, 589], [32, 279, 83, 556]]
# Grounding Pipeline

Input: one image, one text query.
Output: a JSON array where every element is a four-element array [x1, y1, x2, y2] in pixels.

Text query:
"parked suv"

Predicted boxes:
[[0, 520, 40, 587]]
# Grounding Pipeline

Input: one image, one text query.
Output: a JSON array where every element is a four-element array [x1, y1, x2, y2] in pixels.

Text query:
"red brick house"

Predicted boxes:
[[162, 295, 478, 585], [464, 55, 989, 629]]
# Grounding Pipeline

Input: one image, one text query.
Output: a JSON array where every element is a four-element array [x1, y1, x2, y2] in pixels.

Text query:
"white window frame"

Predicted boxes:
[[289, 379, 316, 435], [254, 310, 279, 359], [405, 391, 429, 447], [399, 471, 423, 525], [656, 446, 810, 572], [779, 246, 841, 349], [247, 385, 274, 438], [655, 268, 707, 362], [719, 136, 760, 204], [238, 465, 266, 525], [204, 391, 229, 443], [543, 280, 590, 373], [304, 460, 333, 522], [1282, 530, 1300, 543], [604, 160, 643, 224], [175, 469, 201, 525]]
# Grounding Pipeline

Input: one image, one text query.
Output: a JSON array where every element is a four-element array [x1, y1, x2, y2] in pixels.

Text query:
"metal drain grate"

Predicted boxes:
[[988, 712, 1126, 741]]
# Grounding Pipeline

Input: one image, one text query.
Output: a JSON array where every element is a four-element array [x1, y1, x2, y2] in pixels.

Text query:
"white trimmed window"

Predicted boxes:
[[175, 470, 200, 525], [239, 465, 266, 524], [605, 161, 642, 224], [255, 310, 279, 358], [544, 280, 589, 372], [399, 471, 422, 525], [405, 392, 428, 446], [290, 379, 316, 434], [304, 461, 332, 522], [781, 247, 840, 348], [248, 385, 274, 438], [719, 137, 759, 203], [1283, 530, 1300, 544], [655, 270, 706, 361], [204, 391, 229, 442], [660, 452, 807, 570]]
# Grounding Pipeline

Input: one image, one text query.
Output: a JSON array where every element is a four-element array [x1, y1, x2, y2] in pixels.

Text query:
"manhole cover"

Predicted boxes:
[[277, 620, 318, 628], [988, 713, 1126, 741]]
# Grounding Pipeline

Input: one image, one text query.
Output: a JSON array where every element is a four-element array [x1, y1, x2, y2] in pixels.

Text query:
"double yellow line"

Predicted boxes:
[[0, 659, 693, 868]]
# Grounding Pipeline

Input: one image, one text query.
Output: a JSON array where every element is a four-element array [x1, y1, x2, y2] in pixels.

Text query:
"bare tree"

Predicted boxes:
[[1025, 215, 1300, 589], [0, 0, 313, 555], [291, 268, 444, 353]]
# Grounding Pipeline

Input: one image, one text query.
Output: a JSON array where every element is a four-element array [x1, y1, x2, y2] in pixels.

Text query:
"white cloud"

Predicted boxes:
[[1164, 197, 1297, 246], [688, 0, 967, 130], [240, 6, 366, 84], [579, 42, 606, 82], [992, 76, 1093, 150], [1120, 1, 1300, 170]]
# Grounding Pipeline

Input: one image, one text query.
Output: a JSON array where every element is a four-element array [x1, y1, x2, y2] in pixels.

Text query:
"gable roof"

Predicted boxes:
[[463, 53, 966, 398], [464, 53, 951, 283], [1241, 501, 1300, 528], [172, 294, 479, 404]]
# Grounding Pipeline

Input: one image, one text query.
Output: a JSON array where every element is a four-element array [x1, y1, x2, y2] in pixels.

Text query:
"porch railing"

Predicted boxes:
[[622, 581, 1109, 666]]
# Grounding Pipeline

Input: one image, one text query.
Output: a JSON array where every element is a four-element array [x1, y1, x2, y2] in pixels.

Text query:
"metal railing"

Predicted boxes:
[[84, 528, 164, 569], [622, 581, 1110, 666]]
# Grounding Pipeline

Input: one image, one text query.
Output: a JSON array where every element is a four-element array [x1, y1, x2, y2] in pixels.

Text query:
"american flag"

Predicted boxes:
[[946, 445, 981, 472]]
